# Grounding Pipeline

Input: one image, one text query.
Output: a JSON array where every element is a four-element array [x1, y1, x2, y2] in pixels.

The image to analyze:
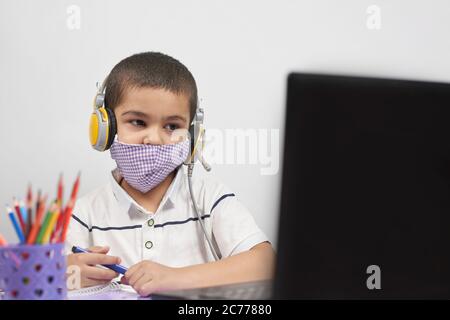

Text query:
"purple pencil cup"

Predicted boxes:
[[0, 243, 67, 300]]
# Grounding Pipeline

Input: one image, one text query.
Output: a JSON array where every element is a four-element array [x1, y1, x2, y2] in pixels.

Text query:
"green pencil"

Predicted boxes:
[[36, 203, 56, 244]]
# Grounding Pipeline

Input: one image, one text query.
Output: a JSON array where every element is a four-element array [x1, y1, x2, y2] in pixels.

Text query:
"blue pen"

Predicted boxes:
[[71, 246, 128, 275]]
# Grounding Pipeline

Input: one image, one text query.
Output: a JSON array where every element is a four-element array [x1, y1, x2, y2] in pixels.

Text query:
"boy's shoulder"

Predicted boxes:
[[185, 166, 231, 188], [72, 183, 112, 218], [186, 170, 238, 208]]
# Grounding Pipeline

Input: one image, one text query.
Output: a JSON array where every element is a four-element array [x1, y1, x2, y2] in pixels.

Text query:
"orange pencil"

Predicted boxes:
[[26, 194, 48, 244], [0, 232, 7, 246]]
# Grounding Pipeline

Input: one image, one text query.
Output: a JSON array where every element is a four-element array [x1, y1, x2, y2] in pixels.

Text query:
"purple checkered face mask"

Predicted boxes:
[[110, 137, 190, 193]]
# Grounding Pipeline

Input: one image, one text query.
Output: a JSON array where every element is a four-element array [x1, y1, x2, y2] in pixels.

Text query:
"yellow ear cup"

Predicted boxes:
[[89, 113, 100, 147], [89, 108, 110, 151]]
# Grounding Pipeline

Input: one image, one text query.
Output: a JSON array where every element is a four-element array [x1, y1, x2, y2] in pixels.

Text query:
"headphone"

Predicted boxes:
[[89, 77, 207, 163]]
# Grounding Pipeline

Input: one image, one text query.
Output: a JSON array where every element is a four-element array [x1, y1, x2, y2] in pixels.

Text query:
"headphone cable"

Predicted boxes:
[[187, 164, 221, 261]]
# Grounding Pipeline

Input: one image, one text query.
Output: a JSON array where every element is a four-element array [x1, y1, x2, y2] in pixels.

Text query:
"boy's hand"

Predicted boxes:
[[120, 260, 180, 296], [66, 246, 121, 289]]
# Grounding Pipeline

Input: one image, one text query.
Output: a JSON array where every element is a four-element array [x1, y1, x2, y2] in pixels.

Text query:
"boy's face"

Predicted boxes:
[[114, 87, 190, 145]]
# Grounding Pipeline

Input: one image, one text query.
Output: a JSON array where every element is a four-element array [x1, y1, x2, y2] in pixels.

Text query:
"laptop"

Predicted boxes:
[[153, 73, 450, 300]]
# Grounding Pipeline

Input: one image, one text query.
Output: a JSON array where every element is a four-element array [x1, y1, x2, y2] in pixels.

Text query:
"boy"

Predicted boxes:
[[65, 52, 275, 296]]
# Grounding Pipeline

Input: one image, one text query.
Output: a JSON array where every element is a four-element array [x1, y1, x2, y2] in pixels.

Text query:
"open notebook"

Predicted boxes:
[[68, 282, 151, 300]]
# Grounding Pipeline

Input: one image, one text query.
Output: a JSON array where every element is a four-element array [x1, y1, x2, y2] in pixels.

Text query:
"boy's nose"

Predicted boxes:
[[142, 128, 164, 145]]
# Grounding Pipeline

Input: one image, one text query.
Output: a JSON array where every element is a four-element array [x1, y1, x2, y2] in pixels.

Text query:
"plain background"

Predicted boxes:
[[1, 0, 450, 245]]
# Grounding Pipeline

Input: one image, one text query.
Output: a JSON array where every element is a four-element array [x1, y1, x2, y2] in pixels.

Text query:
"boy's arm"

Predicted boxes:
[[178, 241, 275, 289], [122, 242, 275, 296]]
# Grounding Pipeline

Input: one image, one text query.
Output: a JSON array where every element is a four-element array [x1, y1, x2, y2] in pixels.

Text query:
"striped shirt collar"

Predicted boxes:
[[109, 165, 185, 216]]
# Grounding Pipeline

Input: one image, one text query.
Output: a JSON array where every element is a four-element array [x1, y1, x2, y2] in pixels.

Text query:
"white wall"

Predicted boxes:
[[1, 0, 450, 245]]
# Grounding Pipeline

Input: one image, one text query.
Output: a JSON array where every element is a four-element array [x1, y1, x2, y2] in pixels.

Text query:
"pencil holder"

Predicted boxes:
[[0, 243, 67, 300]]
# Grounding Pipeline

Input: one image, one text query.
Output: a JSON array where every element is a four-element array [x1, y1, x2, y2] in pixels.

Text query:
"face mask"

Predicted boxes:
[[110, 137, 190, 193]]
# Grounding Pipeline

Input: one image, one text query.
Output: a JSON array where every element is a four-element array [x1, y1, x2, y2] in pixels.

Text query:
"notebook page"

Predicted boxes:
[[68, 282, 148, 300]]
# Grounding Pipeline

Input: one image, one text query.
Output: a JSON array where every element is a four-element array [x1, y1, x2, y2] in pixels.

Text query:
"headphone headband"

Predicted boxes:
[[94, 79, 107, 109]]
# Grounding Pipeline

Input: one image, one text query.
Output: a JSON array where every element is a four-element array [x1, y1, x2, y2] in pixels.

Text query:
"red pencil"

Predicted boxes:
[[70, 172, 81, 202], [59, 199, 75, 243], [13, 198, 26, 234], [59, 172, 81, 243], [51, 174, 65, 242]]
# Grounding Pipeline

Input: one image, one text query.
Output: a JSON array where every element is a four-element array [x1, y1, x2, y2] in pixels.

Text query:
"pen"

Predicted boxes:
[[71, 246, 128, 275]]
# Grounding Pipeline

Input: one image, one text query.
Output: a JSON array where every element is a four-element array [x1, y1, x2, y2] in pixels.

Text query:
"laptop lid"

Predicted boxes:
[[274, 73, 450, 299]]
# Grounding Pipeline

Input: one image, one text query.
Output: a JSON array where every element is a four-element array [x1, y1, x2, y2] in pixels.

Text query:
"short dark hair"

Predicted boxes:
[[104, 52, 198, 122]]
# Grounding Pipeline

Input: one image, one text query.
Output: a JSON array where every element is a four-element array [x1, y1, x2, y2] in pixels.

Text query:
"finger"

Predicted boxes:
[[128, 268, 146, 287], [84, 266, 119, 281], [87, 246, 110, 254], [139, 281, 158, 297], [134, 273, 153, 294], [79, 253, 121, 265], [120, 276, 129, 285], [124, 262, 142, 279]]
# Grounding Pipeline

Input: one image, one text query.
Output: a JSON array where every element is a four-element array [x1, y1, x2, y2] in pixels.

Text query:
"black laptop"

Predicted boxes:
[[153, 73, 450, 300]]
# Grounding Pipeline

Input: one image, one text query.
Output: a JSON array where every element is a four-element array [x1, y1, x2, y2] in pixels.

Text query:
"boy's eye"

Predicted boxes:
[[130, 120, 146, 127], [164, 124, 179, 131]]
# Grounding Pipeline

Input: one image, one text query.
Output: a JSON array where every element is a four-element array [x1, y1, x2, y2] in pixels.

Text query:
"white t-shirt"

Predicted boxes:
[[64, 165, 269, 269]]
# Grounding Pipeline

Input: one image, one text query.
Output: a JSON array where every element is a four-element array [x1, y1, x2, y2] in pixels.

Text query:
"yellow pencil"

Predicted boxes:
[[41, 207, 60, 244]]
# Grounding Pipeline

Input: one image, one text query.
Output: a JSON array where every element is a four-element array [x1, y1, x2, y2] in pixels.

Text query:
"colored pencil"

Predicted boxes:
[[57, 173, 64, 206], [26, 184, 33, 232], [13, 198, 26, 234], [52, 212, 64, 242], [7, 206, 25, 243], [36, 202, 56, 245], [52, 174, 64, 242], [42, 206, 60, 244], [0, 232, 7, 246], [2, 173, 80, 246], [26, 194, 48, 244], [50, 172, 64, 242], [59, 173, 81, 243], [19, 201, 29, 237], [70, 172, 81, 202], [35, 189, 41, 217], [59, 199, 75, 243]]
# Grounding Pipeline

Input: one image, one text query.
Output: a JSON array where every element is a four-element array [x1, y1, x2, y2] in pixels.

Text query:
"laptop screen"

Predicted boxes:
[[275, 73, 450, 299]]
